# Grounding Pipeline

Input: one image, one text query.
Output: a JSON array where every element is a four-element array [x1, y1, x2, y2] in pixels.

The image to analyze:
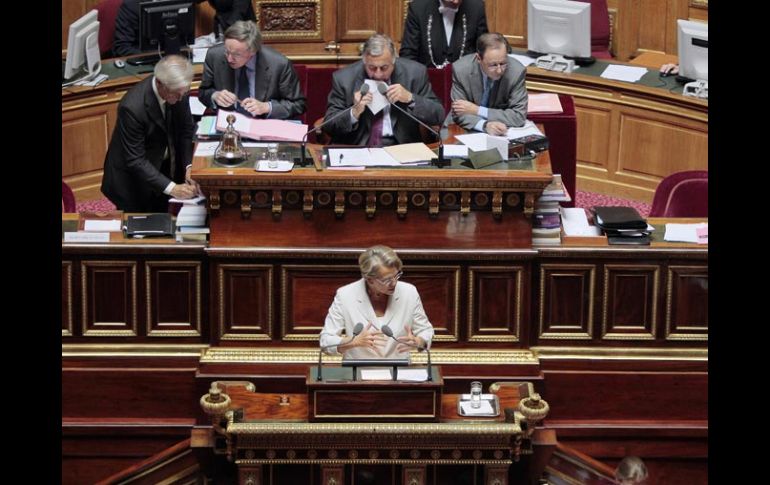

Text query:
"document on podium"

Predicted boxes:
[[215, 110, 308, 141]]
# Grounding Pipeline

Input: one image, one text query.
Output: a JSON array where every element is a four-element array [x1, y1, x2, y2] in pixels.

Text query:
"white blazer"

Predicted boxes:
[[319, 278, 434, 359]]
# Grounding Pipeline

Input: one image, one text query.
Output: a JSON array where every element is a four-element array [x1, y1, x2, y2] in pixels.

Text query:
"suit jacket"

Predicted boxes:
[[320, 279, 434, 359], [208, 0, 255, 35], [399, 0, 489, 67], [113, 0, 141, 57], [450, 53, 528, 129], [101, 76, 194, 212], [322, 58, 445, 145], [198, 44, 306, 119]]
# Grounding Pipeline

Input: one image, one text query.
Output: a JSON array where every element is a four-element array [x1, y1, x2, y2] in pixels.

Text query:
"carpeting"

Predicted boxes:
[[76, 191, 651, 217]]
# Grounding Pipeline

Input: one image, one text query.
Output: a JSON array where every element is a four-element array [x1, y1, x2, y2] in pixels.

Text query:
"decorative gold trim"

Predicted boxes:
[[313, 390, 436, 419], [538, 264, 595, 340], [199, 347, 539, 365], [690, 0, 708, 8], [255, 0, 322, 40], [62, 343, 209, 357], [62, 261, 73, 337], [81, 260, 137, 337], [236, 458, 513, 465], [121, 449, 199, 482], [467, 266, 523, 342], [145, 261, 202, 337], [228, 421, 522, 435], [532, 346, 707, 361], [602, 265, 659, 340], [218, 264, 274, 341], [665, 265, 708, 341]]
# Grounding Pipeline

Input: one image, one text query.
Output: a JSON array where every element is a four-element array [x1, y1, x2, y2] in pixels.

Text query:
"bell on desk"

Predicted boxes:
[[214, 114, 248, 165]]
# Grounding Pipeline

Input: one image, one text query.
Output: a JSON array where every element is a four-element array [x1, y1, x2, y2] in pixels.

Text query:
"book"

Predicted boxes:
[[124, 213, 174, 237]]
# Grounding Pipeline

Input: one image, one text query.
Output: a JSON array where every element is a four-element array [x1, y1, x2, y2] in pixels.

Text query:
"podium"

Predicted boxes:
[[306, 366, 443, 422]]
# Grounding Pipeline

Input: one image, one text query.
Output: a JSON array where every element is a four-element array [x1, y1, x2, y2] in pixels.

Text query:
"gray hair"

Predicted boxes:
[[615, 456, 648, 483], [153, 55, 193, 91], [362, 34, 396, 58], [225, 20, 262, 53], [359, 245, 402, 278]]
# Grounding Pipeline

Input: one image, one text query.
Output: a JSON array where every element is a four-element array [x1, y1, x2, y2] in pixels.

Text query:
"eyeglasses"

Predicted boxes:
[[365, 64, 393, 72], [225, 49, 251, 60], [372, 271, 403, 285], [483, 61, 508, 71]]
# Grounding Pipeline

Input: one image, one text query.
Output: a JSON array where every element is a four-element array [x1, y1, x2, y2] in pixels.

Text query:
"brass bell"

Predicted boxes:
[[214, 114, 248, 165]]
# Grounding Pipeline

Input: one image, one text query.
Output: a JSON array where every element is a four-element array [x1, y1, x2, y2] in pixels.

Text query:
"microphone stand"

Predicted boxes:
[[381, 326, 433, 381], [317, 323, 364, 381]]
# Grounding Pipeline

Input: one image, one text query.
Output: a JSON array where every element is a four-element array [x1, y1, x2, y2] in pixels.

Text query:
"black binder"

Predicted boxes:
[[124, 213, 174, 237], [592, 206, 647, 230]]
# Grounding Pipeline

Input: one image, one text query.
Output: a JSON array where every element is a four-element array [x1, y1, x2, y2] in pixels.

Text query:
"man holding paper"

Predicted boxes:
[[198, 21, 306, 120], [323, 34, 445, 146], [450, 33, 527, 135]]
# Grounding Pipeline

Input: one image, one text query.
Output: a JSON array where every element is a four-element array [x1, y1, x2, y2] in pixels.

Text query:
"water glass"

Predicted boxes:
[[470, 381, 482, 408], [267, 144, 279, 168]]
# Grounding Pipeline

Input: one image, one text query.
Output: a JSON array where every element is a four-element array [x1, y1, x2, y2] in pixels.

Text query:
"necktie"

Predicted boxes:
[[368, 111, 384, 147], [480, 79, 493, 108], [165, 107, 178, 181], [237, 66, 250, 116]]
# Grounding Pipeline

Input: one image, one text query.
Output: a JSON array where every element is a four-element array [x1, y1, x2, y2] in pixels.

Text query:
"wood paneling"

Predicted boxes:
[[574, 103, 613, 170], [81, 260, 137, 337], [467, 266, 527, 343], [538, 264, 596, 341], [216, 264, 273, 341], [146, 261, 203, 338], [62, 106, 113, 178], [407, 266, 461, 342], [665, 265, 708, 341], [602, 264, 659, 341], [63, 261, 74, 336]]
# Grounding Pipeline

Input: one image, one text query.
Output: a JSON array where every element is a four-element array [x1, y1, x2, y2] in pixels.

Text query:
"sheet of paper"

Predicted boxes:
[[506, 120, 543, 139], [384, 142, 436, 164], [360, 368, 393, 380], [194, 141, 219, 157], [169, 195, 206, 205], [64, 231, 110, 243], [364, 79, 389, 115], [560, 208, 602, 236], [255, 160, 294, 172], [396, 368, 428, 382], [368, 148, 401, 166], [189, 95, 207, 115], [600, 64, 648, 83], [487, 135, 509, 160], [509, 53, 536, 67], [664, 223, 708, 243], [696, 226, 708, 244], [460, 400, 495, 415], [192, 47, 208, 63], [251, 119, 309, 142], [456, 133, 508, 160], [196, 116, 217, 136], [443, 144, 469, 158], [528, 93, 563, 113], [216, 109, 251, 133], [329, 148, 373, 166], [83, 219, 122, 232]]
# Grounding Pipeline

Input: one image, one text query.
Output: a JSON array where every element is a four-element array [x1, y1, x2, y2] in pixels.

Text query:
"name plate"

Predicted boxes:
[[64, 231, 110, 243]]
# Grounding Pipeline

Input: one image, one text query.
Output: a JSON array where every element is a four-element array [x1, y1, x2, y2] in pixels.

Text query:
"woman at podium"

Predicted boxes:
[[319, 245, 434, 359]]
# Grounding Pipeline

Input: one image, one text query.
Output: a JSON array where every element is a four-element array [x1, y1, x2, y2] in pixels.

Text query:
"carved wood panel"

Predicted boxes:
[[62, 107, 113, 178], [239, 465, 263, 485], [81, 261, 138, 337], [217, 264, 273, 341], [467, 266, 526, 342], [63, 261, 74, 337], [665, 265, 708, 341], [255, 0, 323, 40], [406, 265, 461, 342], [145, 261, 203, 338], [574, 102, 613, 171], [538, 264, 596, 341], [602, 264, 660, 341]]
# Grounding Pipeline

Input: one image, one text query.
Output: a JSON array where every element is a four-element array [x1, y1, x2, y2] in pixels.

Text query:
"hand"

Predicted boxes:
[[212, 89, 237, 108], [351, 322, 387, 355], [385, 84, 413, 104], [170, 183, 198, 200], [185, 166, 202, 196], [396, 325, 425, 353], [352, 90, 373, 120], [241, 98, 271, 117], [660, 63, 679, 75], [451, 99, 479, 116], [485, 121, 508, 136]]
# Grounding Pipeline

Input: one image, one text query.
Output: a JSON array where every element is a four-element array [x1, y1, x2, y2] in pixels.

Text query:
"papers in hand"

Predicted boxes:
[[215, 110, 308, 142], [459, 400, 495, 415], [364, 79, 389, 114], [189, 95, 207, 115]]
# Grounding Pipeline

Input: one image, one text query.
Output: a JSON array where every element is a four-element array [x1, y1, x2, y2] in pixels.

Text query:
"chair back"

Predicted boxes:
[[62, 181, 77, 213], [94, 0, 123, 57], [427, 64, 453, 113], [649, 170, 708, 218], [573, 0, 612, 59]]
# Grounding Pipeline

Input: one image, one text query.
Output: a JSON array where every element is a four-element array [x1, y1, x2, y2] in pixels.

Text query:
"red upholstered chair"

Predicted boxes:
[[302, 67, 337, 143], [573, 0, 613, 59], [62, 181, 77, 213], [427, 64, 453, 114], [94, 0, 123, 57], [649, 171, 708, 218]]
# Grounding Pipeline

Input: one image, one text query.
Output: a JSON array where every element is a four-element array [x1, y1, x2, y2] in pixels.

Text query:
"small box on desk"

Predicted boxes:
[[306, 366, 443, 422]]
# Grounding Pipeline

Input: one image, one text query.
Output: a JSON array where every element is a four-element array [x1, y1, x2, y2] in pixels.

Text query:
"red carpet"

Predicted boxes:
[[76, 192, 651, 217]]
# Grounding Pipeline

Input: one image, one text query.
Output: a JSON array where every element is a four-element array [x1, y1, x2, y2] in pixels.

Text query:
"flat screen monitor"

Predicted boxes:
[[139, 0, 196, 55], [677, 19, 708, 82], [527, 0, 591, 59], [63, 10, 100, 82]]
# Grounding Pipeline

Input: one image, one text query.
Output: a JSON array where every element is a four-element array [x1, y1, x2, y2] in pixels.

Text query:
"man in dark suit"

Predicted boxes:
[[198, 20, 306, 119], [101, 55, 200, 212], [323, 34, 445, 146], [450, 32, 527, 135], [399, 0, 489, 68]]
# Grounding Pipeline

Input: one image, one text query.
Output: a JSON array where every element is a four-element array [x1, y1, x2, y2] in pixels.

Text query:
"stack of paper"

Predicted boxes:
[[528, 93, 563, 114], [215, 110, 308, 142]]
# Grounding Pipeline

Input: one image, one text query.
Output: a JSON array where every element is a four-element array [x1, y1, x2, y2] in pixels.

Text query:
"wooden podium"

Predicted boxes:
[[306, 366, 443, 422]]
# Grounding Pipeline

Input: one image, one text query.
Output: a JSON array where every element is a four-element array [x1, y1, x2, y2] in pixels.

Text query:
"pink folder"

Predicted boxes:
[[215, 110, 308, 141], [527, 93, 563, 114]]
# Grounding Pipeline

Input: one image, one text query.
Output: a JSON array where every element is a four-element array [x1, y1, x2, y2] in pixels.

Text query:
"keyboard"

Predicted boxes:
[[127, 53, 161, 66]]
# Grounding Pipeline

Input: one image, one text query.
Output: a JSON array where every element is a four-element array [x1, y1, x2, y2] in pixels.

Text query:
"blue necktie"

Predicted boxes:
[[480, 79, 493, 108]]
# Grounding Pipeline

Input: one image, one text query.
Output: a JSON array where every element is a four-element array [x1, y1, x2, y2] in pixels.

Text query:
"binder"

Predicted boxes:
[[592, 206, 647, 230], [124, 213, 174, 237]]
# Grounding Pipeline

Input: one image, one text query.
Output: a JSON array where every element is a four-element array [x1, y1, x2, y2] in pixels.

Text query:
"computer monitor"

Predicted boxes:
[[63, 10, 101, 84], [527, 0, 592, 60], [677, 20, 708, 82], [139, 0, 196, 55]]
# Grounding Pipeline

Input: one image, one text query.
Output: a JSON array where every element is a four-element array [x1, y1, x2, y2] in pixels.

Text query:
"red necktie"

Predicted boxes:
[[368, 111, 384, 147]]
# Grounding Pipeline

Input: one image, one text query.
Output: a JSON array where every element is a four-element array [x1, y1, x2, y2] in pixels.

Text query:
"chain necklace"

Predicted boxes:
[[426, 13, 467, 69]]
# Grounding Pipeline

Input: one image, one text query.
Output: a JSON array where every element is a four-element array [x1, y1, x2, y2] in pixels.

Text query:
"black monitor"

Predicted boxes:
[[138, 0, 196, 55]]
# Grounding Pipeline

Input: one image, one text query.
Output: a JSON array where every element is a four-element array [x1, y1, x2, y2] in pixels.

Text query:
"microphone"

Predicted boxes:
[[317, 322, 365, 381], [300, 84, 370, 167], [376, 83, 445, 168], [381, 324, 433, 381]]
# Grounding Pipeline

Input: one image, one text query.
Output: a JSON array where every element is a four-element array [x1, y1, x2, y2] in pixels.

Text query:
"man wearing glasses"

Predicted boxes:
[[450, 33, 528, 136], [323, 34, 444, 146], [320, 245, 434, 360], [198, 21, 306, 119]]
